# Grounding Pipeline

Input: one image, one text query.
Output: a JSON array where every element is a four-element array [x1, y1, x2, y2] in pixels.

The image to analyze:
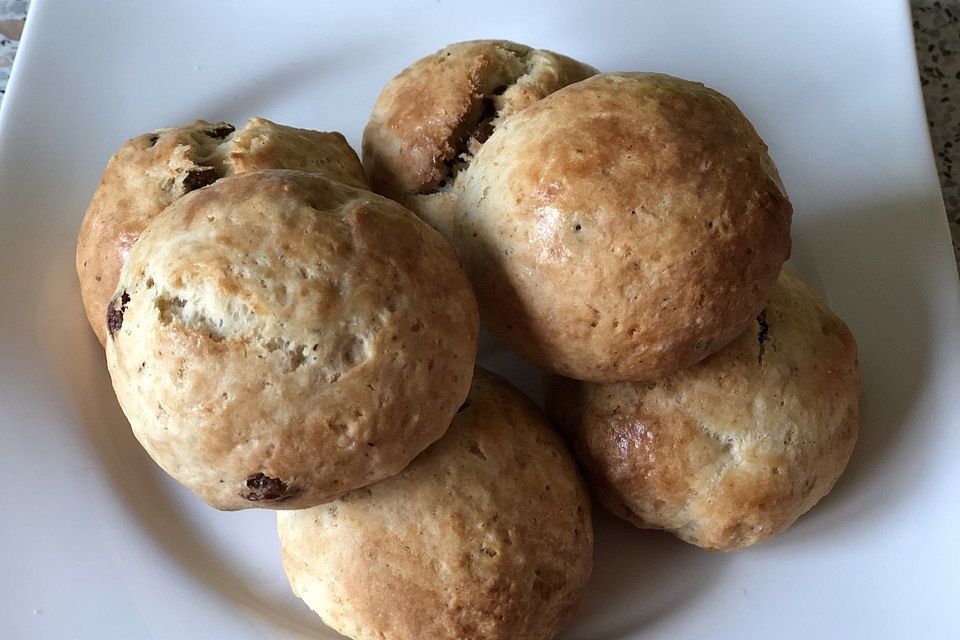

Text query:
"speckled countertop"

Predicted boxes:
[[0, 1, 26, 101], [1, 0, 958, 265], [914, 0, 960, 264]]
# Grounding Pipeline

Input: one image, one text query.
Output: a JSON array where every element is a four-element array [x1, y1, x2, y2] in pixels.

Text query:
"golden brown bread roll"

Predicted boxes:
[[362, 39, 596, 238], [106, 170, 478, 511], [77, 117, 368, 345], [278, 368, 593, 640], [455, 72, 793, 381], [545, 270, 859, 551]]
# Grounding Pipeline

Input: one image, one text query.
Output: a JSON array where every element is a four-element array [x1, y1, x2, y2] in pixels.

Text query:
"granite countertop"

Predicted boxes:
[[1, 1, 958, 266], [0, 1, 25, 101]]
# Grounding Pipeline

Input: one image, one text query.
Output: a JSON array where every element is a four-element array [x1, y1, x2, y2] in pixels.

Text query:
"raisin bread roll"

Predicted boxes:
[[362, 39, 596, 238], [456, 72, 792, 381], [546, 271, 859, 550], [106, 170, 478, 510], [77, 117, 368, 344], [278, 368, 592, 640]]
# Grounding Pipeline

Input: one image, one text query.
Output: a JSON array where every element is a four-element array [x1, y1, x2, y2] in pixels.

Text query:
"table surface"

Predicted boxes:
[[1, 0, 958, 267]]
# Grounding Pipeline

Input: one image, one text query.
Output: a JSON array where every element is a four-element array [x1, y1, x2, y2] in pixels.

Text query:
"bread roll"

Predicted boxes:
[[546, 270, 858, 550], [456, 72, 792, 381], [278, 368, 592, 640], [77, 117, 368, 344], [362, 39, 596, 238], [106, 170, 478, 510]]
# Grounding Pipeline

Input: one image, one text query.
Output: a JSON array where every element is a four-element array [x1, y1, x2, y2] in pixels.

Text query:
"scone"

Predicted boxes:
[[362, 39, 596, 238], [545, 270, 859, 551], [455, 72, 793, 382], [106, 170, 478, 511], [77, 117, 369, 345], [278, 368, 592, 640]]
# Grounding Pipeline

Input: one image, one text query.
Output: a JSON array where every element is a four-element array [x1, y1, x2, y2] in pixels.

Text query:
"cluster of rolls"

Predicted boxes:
[[77, 39, 860, 640]]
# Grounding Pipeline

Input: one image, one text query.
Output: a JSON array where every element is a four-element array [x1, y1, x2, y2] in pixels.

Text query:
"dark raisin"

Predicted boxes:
[[467, 440, 486, 459], [472, 97, 498, 144], [243, 473, 292, 501], [182, 167, 220, 192], [206, 123, 235, 139], [106, 290, 131, 337], [756, 311, 770, 365], [474, 120, 496, 144]]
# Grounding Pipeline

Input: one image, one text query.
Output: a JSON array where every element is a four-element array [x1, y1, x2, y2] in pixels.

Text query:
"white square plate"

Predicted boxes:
[[2, 0, 959, 638]]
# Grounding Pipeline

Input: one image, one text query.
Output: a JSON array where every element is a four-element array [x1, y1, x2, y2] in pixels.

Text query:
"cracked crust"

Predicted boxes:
[[362, 39, 596, 238], [105, 170, 479, 511], [545, 270, 859, 551], [77, 117, 369, 345], [455, 72, 793, 382], [278, 368, 593, 640]]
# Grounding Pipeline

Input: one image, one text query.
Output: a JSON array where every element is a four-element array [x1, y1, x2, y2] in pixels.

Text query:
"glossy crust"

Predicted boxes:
[[545, 271, 859, 551], [362, 39, 596, 238], [278, 368, 593, 640], [77, 117, 369, 345], [105, 170, 478, 511], [456, 72, 793, 381]]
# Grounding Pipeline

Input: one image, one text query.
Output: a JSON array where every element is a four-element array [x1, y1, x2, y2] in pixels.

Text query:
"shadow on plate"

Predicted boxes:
[[780, 192, 942, 527], [560, 508, 724, 640], [40, 251, 331, 639], [185, 33, 400, 128]]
